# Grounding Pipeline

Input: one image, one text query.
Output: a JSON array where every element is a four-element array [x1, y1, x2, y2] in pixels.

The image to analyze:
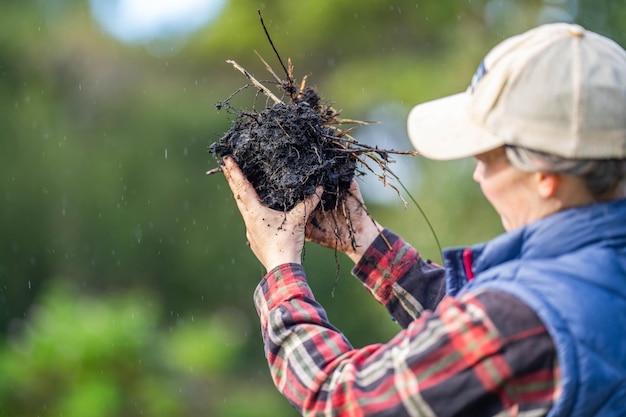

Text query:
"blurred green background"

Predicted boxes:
[[1, 0, 624, 415]]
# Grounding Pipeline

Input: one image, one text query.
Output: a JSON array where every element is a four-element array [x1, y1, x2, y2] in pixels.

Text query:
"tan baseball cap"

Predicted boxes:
[[407, 23, 626, 160]]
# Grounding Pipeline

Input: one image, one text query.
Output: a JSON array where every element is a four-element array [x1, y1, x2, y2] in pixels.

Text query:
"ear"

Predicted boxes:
[[534, 171, 560, 199]]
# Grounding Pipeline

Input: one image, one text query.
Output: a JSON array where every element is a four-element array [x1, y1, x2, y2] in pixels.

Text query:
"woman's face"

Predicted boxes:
[[472, 147, 544, 231]]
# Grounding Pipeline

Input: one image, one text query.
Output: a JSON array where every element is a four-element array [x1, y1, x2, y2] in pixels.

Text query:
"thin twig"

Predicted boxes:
[[226, 60, 282, 105], [206, 166, 222, 176], [254, 50, 283, 84], [334, 118, 379, 125], [257, 9, 291, 82], [299, 75, 308, 93]]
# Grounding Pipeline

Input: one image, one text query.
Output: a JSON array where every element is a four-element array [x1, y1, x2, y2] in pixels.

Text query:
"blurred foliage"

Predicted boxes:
[[0, 0, 625, 415], [0, 281, 289, 416]]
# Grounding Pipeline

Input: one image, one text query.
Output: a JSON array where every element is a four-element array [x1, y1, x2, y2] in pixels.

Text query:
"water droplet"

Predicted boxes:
[[134, 224, 143, 244]]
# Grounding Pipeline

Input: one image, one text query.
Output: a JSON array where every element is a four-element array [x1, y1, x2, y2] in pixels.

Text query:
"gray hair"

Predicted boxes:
[[504, 146, 626, 200]]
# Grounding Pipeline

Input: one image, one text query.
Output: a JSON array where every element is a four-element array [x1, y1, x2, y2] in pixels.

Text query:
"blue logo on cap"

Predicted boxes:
[[470, 61, 487, 92]]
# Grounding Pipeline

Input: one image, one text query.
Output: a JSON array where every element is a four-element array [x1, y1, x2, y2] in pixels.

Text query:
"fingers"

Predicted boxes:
[[305, 186, 323, 215], [223, 157, 322, 217], [222, 157, 246, 194], [346, 180, 365, 204], [286, 186, 322, 229], [222, 157, 262, 214]]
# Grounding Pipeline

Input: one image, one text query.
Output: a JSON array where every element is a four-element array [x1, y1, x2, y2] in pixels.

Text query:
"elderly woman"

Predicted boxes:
[[221, 23, 626, 416]]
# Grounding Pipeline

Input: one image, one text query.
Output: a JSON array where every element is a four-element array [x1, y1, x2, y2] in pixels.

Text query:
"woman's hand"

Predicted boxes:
[[305, 180, 382, 264], [222, 157, 322, 272]]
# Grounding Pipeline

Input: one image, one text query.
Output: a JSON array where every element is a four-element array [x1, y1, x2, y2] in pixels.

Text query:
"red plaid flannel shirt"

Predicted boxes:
[[253, 229, 559, 416]]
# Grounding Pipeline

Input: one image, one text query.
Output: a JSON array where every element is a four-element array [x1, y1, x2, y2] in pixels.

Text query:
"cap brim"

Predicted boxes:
[[407, 92, 504, 160]]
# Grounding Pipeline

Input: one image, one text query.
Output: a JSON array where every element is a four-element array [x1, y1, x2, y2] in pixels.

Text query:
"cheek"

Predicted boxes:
[[474, 163, 499, 198], [478, 169, 516, 212], [480, 178, 502, 207]]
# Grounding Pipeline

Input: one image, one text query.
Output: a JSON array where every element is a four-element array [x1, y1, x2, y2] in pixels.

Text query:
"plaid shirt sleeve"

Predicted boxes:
[[351, 229, 447, 328], [253, 232, 559, 416]]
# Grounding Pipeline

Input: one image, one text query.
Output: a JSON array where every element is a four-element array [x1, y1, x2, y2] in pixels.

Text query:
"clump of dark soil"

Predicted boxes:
[[210, 87, 358, 211]]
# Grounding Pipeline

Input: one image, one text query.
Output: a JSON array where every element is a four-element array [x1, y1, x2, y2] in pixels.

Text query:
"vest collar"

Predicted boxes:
[[443, 198, 626, 296]]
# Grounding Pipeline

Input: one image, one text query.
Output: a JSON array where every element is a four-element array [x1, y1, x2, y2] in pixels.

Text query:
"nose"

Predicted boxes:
[[472, 161, 482, 183]]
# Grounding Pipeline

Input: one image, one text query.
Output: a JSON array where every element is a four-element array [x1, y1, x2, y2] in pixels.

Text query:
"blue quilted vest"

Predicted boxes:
[[443, 198, 626, 416]]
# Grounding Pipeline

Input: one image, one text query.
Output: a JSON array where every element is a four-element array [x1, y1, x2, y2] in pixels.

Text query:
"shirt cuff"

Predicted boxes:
[[253, 263, 315, 328], [352, 229, 419, 305]]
